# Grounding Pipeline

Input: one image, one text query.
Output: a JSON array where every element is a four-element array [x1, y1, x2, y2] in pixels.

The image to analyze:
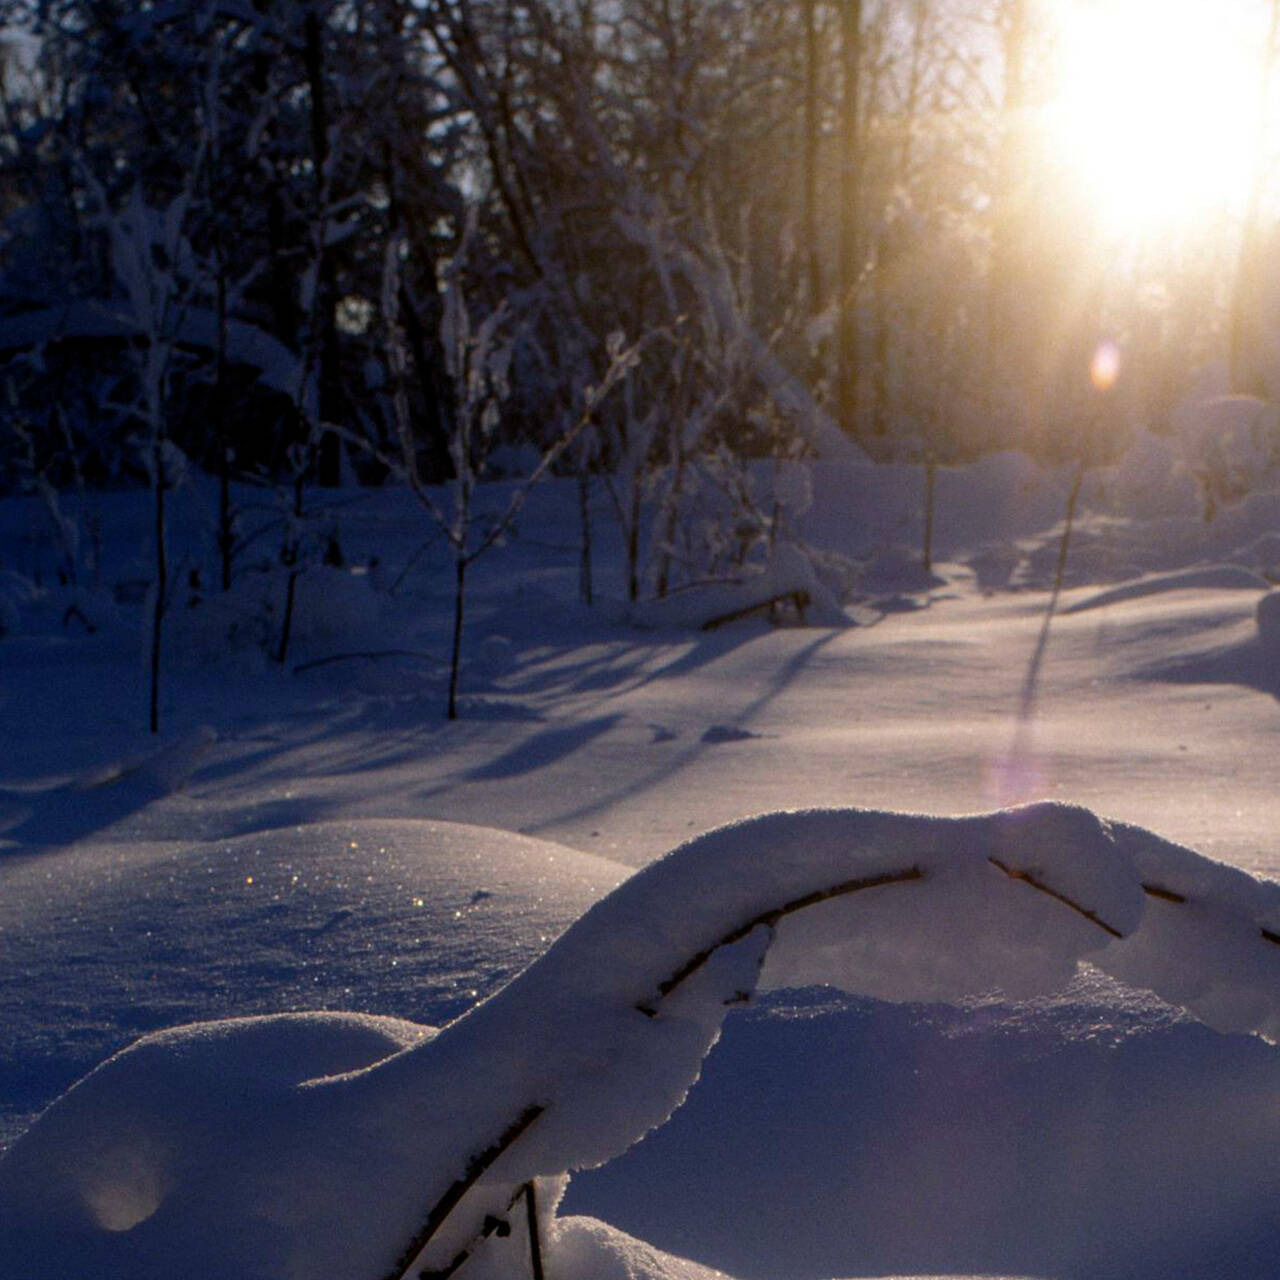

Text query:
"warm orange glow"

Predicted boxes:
[[1090, 340, 1121, 391], [1043, 0, 1271, 238]]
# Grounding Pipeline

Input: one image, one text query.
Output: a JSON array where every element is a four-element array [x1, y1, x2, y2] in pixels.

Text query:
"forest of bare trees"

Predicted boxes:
[[0, 1, 1274, 620]]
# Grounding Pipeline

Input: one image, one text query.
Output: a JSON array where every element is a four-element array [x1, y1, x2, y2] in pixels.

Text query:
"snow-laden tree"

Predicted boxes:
[[0, 801, 1275, 1280], [0, 0, 464, 487], [88, 172, 206, 731], [1172, 227, 1280, 521], [371, 220, 639, 717]]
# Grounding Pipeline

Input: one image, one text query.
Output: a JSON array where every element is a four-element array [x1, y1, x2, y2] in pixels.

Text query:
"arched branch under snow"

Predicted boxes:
[[1, 802, 1277, 1280]]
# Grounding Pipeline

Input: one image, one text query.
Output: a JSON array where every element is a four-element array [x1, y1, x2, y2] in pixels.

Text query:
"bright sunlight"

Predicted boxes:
[[1044, 0, 1273, 238]]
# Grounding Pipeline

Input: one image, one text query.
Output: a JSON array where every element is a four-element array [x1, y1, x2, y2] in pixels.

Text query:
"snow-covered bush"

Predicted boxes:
[[163, 566, 385, 668], [0, 573, 119, 639], [1242, 529, 1280, 578], [0, 569, 39, 636], [627, 543, 847, 631], [770, 459, 813, 521], [856, 541, 947, 595], [1169, 357, 1280, 520], [1175, 393, 1280, 517], [1098, 427, 1200, 520], [0, 802, 1276, 1280]]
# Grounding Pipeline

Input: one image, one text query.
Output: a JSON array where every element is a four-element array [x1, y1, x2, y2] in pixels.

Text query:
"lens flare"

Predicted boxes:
[[1090, 341, 1121, 392]]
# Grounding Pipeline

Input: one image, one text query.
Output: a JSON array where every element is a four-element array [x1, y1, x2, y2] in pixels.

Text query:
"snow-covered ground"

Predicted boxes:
[[1, 446, 1278, 1279]]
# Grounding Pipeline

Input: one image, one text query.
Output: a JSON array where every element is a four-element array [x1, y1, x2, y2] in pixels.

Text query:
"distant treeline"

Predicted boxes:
[[0, 0, 1268, 498]]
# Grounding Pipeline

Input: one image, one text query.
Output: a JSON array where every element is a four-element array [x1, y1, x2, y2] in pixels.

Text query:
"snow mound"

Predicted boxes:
[[1102, 820, 1280, 1039], [0, 820, 627, 1149], [551, 1211, 1042, 1280], [857, 542, 947, 594], [1063, 565, 1271, 614], [567, 975, 1280, 1280], [1174, 395, 1280, 507], [164, 566, 387, 667], [628, 545, 847, 630], [549, 1216, 742, 1280], [2, 803, 1277, 1280], [1258, 588, 1280, 653], [0, 726, 215, 845]]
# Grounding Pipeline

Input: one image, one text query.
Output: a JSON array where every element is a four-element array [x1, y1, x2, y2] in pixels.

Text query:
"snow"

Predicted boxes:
[[1257, 588, 1280, 653], [1062, 564, 1272, 613], [0, 301, 301, 394], [0, 820, 624, 1140], [627, 545, 848, 630], [1, 442, 1279, 1280], [3, 800, 1273, 1280]]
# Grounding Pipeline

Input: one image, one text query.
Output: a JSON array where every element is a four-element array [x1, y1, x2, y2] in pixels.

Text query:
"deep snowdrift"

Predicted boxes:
[[1, 803, 1276, 1280], [0, 818, 626, 1148]]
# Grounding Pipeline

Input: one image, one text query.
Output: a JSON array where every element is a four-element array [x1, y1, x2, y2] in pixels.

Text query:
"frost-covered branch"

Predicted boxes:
[[372, 226, 640, 717], [613, 200, 867, 466], [988, 854, 1125, 939]]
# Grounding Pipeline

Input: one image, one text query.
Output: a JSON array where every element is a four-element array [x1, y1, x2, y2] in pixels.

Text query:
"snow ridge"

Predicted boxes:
[[0, 802, 1276, 1280]]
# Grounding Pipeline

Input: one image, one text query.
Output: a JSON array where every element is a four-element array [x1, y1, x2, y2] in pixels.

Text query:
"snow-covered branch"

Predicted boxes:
[[2, 802, 1276, 1280]]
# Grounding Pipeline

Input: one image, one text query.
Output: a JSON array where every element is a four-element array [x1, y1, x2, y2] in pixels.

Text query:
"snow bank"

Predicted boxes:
[[547, 1215, 1039, 1280], [0, 819, 627, 1148], [1099, 821, 1280, 1041], [548, 1216, 739, 1280], [1258, 588, 1280, 654], [855, 541, 948, 595], [2, 803, 1277, 1280], [164, 566, 387, 668], [1174, 395, 1280, 507], [627, 545, 848, 631], [1062, 565, 1271, 614], [475, 1204, 1055, 1280], [0, 726, 214, 844]]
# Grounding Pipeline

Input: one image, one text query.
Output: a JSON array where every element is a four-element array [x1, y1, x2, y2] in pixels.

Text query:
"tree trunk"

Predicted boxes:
[[578, 470, 594, 606], [922, 451, 937, 574], [303, 5, 343, 486], [837, 0, 862, 437], [1229, 0, 1280, 394], [1053, 456, 1086, 599], [802, 0, 822, 313], [627, 484, 641, 603], [276, 473, 304, 666], [986, 0, 1031, 416], [656, 446, 687, 601], [215, 258, 234, 592], [149, 439, 167, 735], [447, 556, 467, 720]]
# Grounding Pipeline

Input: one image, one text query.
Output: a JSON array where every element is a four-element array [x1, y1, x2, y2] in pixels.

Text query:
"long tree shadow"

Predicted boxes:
[[518, 628, 846, 838], [173, 620, 784, 802], [0, 779, 172, 850], [465, 715, 622, 780], [0, 729, 216, 853], [496, 622, 773, 704], [192, 691, 545, 801]]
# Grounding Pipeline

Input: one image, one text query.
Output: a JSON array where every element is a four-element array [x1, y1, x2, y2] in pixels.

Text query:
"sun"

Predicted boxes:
[[1042, 0, 1272, 238]]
